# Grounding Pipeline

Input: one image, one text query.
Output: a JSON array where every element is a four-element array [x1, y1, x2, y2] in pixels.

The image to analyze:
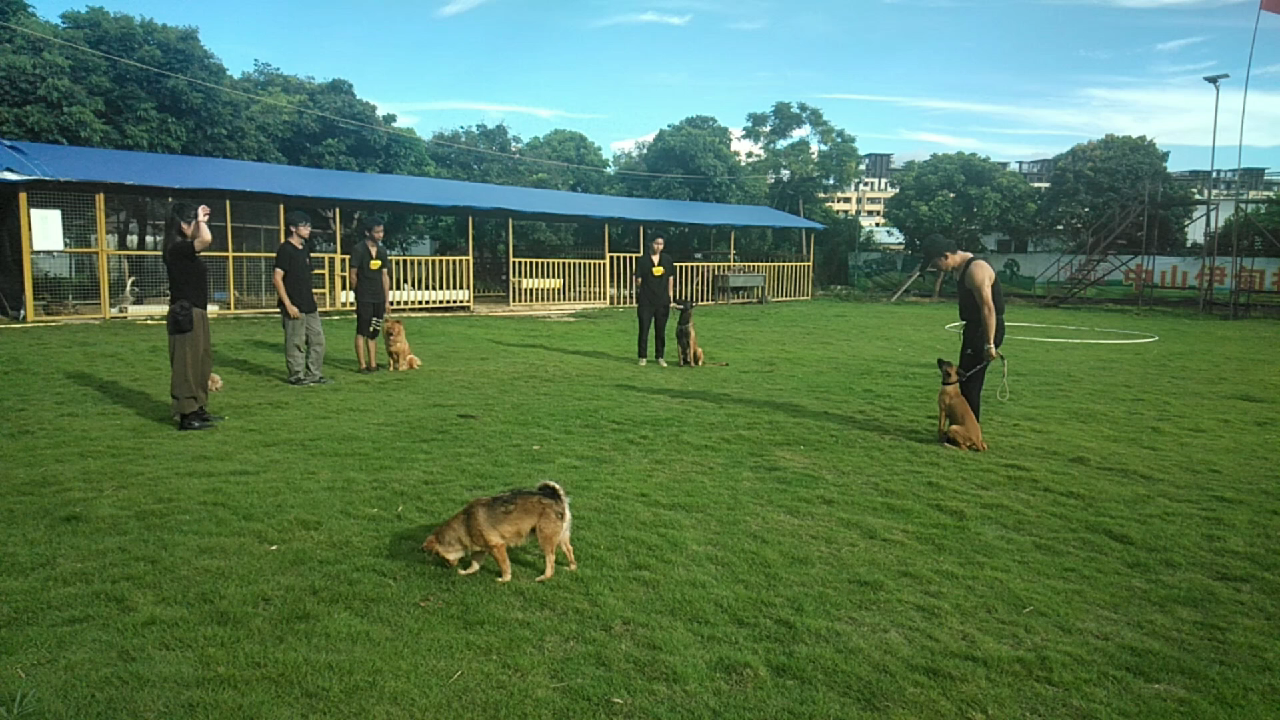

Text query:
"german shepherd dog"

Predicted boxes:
[[423, 481, 577, 582], [936, 358, 987, 451], [675, 300, 727, 367]]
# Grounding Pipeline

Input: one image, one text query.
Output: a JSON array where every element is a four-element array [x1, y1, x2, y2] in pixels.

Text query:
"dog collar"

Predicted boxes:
[[941, 380, 961, 386]]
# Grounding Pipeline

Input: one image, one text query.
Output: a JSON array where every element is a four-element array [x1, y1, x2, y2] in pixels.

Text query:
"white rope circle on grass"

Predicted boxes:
[[944, 322, 1159, 344]]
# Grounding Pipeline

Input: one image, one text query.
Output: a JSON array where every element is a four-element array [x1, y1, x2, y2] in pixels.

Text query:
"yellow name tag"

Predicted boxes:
[[370, 259, 382, 270], [652, 266, 664, 277]]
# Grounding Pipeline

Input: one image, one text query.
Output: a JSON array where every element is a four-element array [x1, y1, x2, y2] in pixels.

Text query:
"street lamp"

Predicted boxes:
[[1200, 73, 1229, 311]]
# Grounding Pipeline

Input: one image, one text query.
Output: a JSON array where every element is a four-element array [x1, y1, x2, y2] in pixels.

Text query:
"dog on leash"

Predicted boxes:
[[207, 373, 223, 393], [423, 481, 577, 583], [675, 301, 727, 367], [383, 319, 421, 371], [936, 359, 986, 451]]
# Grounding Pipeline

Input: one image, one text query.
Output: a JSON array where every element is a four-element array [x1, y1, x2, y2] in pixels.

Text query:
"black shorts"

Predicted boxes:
[[356, 301, 385, 339]]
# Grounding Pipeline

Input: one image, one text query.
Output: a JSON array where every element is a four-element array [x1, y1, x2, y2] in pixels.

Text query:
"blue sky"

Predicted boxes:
[[29, 0, 1280, 172]]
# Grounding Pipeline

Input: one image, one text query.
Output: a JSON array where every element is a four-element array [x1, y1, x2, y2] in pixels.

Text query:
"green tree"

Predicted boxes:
[[884, 152, 1039, 255], [741, 100, 861, 270], [1042, 134, 1193, 253], [0, 2, 111, 147], [611, 115, 759, 260], [518, 129, 616, 257], [238, 62, 431, 175], [56, 7, 278, 161], [617, 115, 757, 205], [522, 129, 612, 195], [425, 122, 527, 186], [741, 101, 860, 215]]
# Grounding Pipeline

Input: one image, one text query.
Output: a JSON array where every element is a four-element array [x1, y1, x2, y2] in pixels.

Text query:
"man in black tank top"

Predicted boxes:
[[921, 235, 1005, 422]]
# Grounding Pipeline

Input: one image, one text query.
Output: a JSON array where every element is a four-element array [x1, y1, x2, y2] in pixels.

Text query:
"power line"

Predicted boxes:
[[0, 18, 774, 183]]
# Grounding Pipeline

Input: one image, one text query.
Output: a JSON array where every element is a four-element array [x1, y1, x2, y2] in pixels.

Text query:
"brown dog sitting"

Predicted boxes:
[[207, 373, 223, 393], [383, 319, 421, 371], [676, 301, 703, 366], [937, 359, 987, 451], [675, 301, 726, 367], [423, 481, 577, 583]]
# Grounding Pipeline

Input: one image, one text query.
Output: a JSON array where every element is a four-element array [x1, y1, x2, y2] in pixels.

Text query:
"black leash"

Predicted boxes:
[[958, 354, 1010, 401]]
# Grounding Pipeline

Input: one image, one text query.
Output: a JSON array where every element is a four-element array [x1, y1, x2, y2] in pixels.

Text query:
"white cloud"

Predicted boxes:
[[967, 126, 1092, 137], [1155, 35, 1207, 52], [819, 93, 1073, 128], [820, 83, 1280, 149], [591, 12, 693, 27], [610, 133, 657, 155], [880, 132, 1059, 160], [728, 19, 768, 30], [1255, 64, 1280, 77], [376, 101, 605, 126], [1152, 60, 1218, 74], [437, 0, 490, 17], [611, 127, 813, 160]]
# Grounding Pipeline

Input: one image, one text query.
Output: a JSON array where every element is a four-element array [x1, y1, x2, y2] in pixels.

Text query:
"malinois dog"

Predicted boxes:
[[423, 481, 576, 582], [675, 301, 727, 367], [936, 358, 987, 451]]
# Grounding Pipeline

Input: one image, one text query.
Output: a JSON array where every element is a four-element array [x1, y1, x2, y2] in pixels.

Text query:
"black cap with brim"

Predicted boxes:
[[919, 234, 951, 269]]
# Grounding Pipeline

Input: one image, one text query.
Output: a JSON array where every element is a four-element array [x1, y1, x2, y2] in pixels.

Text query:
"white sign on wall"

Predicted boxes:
[[29, 209, 65, 252]]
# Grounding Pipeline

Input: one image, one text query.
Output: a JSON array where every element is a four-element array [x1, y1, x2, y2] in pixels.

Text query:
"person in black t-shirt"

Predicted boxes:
[[921, 234, 1005, 423], [273, 210, 329, 386], [163, 202, 220, 431], [633, 235, 676, 366], [348, 215, 391, 373]]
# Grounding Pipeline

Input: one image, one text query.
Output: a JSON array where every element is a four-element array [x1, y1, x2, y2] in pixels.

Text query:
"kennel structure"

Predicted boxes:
[[0, 139, 823, 322]]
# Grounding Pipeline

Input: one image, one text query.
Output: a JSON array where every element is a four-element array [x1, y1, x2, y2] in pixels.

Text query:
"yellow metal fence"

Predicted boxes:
[[608, 255, 812, 306], [17, 190, 810, 320], [509, 259, 607, 306], [336, 255, 473, 310]]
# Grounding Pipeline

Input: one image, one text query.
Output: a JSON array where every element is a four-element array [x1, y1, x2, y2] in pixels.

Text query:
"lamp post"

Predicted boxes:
[[1199, 73, 1229, 312]]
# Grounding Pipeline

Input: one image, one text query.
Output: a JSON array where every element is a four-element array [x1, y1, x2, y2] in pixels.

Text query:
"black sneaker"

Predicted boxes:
[[307, 376, 332, 385], [288, 377, 310, 386], [179, 414, 215, 431]]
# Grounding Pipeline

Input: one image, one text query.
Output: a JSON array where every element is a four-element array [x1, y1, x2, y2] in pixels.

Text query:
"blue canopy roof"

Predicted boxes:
[[0, 139, 823, 230]]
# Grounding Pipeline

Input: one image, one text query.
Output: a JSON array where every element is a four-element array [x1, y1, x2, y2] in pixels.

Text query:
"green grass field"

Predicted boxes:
[[2, 301, 1277, 719]]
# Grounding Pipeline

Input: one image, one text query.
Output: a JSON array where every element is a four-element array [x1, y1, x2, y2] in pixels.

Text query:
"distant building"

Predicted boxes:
[[862, 226, 905, 250], [1170, 167, 1276, 196], [1015, 159, 1055, 188], [1171, 167, 1278, 245], [825, 153, 898, 227]]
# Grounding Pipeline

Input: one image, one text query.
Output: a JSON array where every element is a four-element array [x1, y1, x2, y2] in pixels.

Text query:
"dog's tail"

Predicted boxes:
[[536, 481, 567, 504], [537, 481, 571, 536], [406, 355, 421, 369]]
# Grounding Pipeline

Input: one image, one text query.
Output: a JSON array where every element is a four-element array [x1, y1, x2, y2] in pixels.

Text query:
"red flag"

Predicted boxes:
[[1264, 0, 1280, 15]]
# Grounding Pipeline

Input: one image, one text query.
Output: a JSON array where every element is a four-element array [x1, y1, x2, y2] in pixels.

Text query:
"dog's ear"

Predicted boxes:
[[937, 358, 947, 369]]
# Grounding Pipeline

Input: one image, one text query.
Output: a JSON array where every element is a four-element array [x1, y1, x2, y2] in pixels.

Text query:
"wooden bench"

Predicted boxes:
[[518, 278, 563, 291], [339, 289, 471, 304], [713, 273, 766, 303]]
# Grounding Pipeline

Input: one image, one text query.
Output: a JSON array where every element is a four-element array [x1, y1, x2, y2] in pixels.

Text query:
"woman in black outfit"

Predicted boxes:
[[163, 202, 220, 431], [634, 235, 675, 366]]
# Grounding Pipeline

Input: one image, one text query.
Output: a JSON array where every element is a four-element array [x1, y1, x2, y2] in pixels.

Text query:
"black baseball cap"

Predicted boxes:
[[919, 234, 957, 268]]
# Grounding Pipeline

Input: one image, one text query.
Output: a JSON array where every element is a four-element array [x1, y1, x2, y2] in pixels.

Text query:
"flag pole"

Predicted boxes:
[[1230, 0, 1266, 319]]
